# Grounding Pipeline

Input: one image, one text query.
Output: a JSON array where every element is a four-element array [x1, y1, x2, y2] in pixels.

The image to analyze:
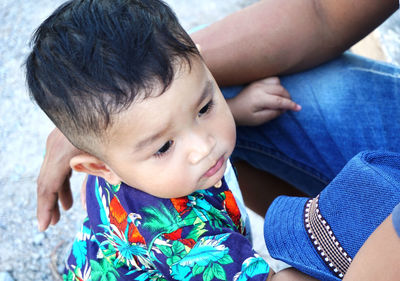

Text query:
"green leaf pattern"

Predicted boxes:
[[63, 178, 270, 280]]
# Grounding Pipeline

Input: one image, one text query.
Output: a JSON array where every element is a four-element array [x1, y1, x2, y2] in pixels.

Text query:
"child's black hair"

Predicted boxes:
[[26, 0, 199, 153]]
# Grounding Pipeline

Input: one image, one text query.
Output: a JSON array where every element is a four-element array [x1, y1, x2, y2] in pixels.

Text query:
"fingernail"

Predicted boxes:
[[295, 104, 302, 111]]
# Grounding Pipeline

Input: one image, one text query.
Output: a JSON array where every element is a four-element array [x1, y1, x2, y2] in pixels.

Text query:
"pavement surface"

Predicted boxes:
[[0, 1, 399, 280]]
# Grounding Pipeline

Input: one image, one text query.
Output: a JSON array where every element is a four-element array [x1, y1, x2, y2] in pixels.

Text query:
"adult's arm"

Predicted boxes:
[[342, 214, 400, 280], [191, 0, 398, 85]]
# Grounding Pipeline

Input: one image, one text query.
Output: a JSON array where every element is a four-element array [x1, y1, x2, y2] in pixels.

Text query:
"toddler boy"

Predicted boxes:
[[26, 0, 301, 280]]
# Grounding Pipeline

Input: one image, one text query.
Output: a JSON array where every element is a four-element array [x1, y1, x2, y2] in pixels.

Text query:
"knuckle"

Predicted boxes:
[[37, 181, 54, 198], [275, 96, 284, 107], [37, 186, 48, 198], [36, 179, 46, 193], [276, 85, 285, 92]]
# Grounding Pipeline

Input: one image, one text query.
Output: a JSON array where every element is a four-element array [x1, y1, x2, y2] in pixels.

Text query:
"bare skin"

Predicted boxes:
[[227, 77, 301, 126], [342, 215, 400, 281], [192, 0, 397, 85]]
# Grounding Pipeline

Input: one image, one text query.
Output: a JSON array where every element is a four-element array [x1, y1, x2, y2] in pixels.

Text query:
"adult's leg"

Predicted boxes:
[[223, 52, 400, 197]]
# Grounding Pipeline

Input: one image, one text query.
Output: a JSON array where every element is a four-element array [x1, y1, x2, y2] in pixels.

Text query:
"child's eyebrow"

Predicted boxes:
[[134, 79, 213, 152], [135, 126, 170, 152], [195, 80, 213, 108]]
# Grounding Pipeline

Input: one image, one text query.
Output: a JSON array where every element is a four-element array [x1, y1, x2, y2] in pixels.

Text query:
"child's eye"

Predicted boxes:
[[154, 140, 174, 157], [198, 100, 214, 117]]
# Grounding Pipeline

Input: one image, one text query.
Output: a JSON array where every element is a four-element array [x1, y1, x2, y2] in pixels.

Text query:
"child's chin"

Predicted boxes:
[[206, 174, 225, 189]]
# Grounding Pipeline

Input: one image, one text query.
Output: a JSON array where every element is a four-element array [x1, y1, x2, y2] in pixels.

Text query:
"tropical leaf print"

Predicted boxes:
[[63, 270, 74, 281], [167, 240, 187, 265], [172, 192, 237, 232], [105, 181, 121, 193], [203, 263, 226, 281], [72, 239, 87, 268], [142, 203, 183, 234], [90, 259, 120, 281], [64, 174, 265, 281], [141, 203, 190, 252], [170, 234, 233, 281], [233, 255, 270, 281], [95, 177, 110, 225], [99, 223, 153, 270], [64, 262, 92, 281], [95, 183, 155, 271], [187, 194, 230, 230], [129, 269, 167, 281], [185, 221, 207, 245]]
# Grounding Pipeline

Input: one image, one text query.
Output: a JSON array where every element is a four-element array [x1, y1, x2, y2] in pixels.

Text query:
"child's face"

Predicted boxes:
[[102, 57, 236, 198]]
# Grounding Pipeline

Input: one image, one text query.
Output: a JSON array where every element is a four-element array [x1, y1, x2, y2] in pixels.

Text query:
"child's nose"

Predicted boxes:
[[188, 132, 216, 164]]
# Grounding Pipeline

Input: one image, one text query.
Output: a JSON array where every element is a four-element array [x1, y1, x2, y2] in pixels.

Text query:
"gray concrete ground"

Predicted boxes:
[[1, 1, 399, 280]]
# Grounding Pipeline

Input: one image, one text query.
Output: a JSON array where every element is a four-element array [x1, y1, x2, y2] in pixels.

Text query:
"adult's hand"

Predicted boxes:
[[36, 128, 81, 231]]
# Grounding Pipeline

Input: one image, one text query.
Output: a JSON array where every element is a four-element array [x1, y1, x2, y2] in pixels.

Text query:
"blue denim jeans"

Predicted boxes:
[[222, 52, 400, 195]]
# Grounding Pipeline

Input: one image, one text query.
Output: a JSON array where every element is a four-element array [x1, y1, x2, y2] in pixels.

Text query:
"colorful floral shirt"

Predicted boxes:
[[63, 163, 270, 281]]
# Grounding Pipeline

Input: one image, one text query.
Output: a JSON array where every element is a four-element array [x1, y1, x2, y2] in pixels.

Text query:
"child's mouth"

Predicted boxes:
[[204, 156, 224, 177]]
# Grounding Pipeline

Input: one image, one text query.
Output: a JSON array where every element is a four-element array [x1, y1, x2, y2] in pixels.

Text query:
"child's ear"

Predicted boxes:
[[70, 153, 122, 185]]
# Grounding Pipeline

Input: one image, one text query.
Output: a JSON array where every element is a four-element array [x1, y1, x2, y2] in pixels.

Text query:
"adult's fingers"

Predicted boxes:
[[50, 203, 61, 226], [36, 153, 73, 231], [36, 179, 60, 231], [37, 166, 72, 231], [36, 166, 71, 231], [36, 128, 78, 231], [59, 171, 73, 211]]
